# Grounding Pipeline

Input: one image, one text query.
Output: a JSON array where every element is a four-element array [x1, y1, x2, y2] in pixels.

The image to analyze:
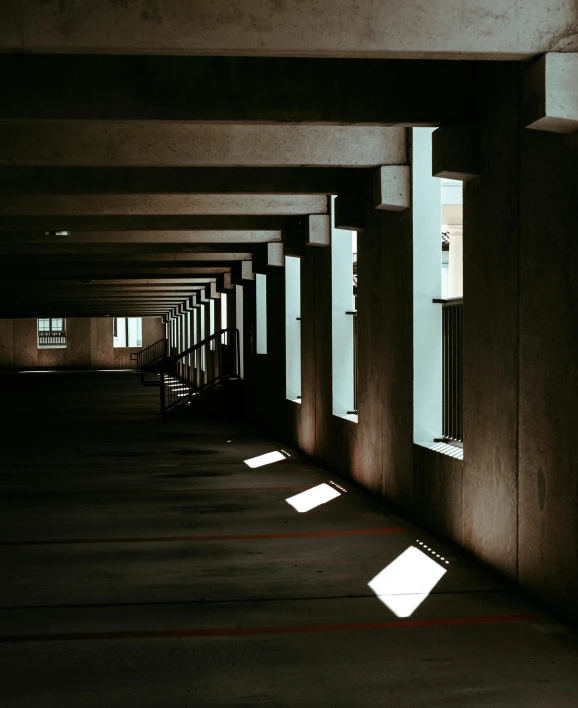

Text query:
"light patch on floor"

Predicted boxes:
[[368, 546, 447, 618], [244, 451, 286, 468], [286, 483, 341, 512]]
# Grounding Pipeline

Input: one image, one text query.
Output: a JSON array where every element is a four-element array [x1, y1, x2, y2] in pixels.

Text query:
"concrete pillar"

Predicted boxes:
[[518, 126, 578, 620], [461, 63, 521, 579]]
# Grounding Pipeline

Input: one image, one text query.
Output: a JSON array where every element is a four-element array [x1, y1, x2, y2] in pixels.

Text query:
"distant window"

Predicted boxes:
[[113, 317, 142, 348], [285, 256, 301, 401], [37, 318, 67, 348], [256, 273, 268, 355], [331, 195, 356, 419], [221, 292, 228, 344]]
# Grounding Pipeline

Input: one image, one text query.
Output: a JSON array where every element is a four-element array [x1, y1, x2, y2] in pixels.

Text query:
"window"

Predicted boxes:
[[285, 256, 301, 401], [113, 317, 142, 348], [209, 298, 216, 350], [200, 303, 206, 371], [256, 273, 268, 355], [331, 196, 356, 419], [412, 128, 464, 454], [37, 318, 67, 348], [221, 292, 228, 344], [187, 310, 192, 366]]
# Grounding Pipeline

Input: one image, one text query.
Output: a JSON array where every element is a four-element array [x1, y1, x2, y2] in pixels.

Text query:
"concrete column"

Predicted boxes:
[[518, 126, 578, 620], [461, 63, 521, 579]]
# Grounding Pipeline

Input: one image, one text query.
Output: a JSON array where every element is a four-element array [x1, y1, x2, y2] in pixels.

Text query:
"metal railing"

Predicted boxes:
[[346, 310, 358, 415], [38, 330, 67, 346], [441, 297, 463, 443], [135, 338, 168, 372], [160, 328, 241, 413], [133, 337, 168, 386]]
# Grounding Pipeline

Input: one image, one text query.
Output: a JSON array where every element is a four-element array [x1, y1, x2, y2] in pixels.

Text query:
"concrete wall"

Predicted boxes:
[[242, 62, 578, 623], [518, 127, 578, 618], [0, 316, 164, 369]]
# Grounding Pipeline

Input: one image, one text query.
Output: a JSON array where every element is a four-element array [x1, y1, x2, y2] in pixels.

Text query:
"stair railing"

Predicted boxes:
[[160, 328, 240, 413], [135, 338, 168, 372]]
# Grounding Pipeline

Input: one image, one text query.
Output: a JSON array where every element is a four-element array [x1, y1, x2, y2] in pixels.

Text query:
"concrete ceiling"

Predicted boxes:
[[0, 3, 572, 318]]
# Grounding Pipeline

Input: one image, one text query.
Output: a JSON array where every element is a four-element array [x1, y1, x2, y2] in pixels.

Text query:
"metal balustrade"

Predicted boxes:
[[37, 330, 67, 346], [160, 328, 240, 413], [134, 337, 168, 386], [441, 298, 463, 443]]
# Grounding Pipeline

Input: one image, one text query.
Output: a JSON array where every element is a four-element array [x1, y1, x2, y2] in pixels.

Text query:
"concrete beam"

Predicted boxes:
[[0, 167, 369, 196], [0, 2, 575, 58], [0, 253, 252, 263], [373, 165, 411, 211], [208, 282, 221, 300], [0, 243, 264, 255], [253, 242, 285, 274], [523, 53, 578, 133], [0, 268, 231, 280], [0, 216, 302, 231], [432, 125, 480, 181], [216, 273, 235, 293], [334, 194, 365, 231], [232, 261, 255, 284], [306, 215, 331, 247], [0, 231, 283, 244], [0, 123, 406, 168], [0, 56, 473, 125], [0, 195, 328, 216]]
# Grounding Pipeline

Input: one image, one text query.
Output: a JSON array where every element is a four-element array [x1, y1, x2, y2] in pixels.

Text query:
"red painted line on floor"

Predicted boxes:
[[0, 614, 541, 643], [3, 486, 309, 496], [1, 528, 404, 546]]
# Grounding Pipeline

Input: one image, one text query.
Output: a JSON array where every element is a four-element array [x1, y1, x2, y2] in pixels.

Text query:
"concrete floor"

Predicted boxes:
[[1, 372, 578, 707]]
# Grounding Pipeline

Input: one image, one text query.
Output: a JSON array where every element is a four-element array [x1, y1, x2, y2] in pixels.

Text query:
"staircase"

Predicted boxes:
[[160, 328, 241, 413], [135, 338, 168, 387]]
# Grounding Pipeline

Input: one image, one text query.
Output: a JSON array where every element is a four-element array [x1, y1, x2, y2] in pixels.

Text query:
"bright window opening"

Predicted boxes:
[[113, 317, 142, 348], [209, 298, 216, 350], [193, 308, 198, 368], [285, 255, 301, 401], [368, 546, 447, 618], [37, 318, 67, 348], [236, 284, 244, 379], [187, 310, 192, 366], [221, 292, 228, 344], [256, 273, 268, 355], [331, 196, 356, 419], [200, 305, 206, 371]]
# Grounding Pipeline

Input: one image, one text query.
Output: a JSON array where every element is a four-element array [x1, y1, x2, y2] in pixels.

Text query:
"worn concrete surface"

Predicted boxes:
[[1, 372, 578, 707], [1, 1, 576, 58], [461, 64, 521, 579], [0, 123, 406, 168], [518, 128, 578, 619], [0, 195, 328, 216]]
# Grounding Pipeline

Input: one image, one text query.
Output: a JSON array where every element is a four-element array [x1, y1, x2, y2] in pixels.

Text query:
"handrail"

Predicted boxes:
[[161, 328, 241, 413], [433, 297, 464, 305], [135, 337, 168, 372]]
